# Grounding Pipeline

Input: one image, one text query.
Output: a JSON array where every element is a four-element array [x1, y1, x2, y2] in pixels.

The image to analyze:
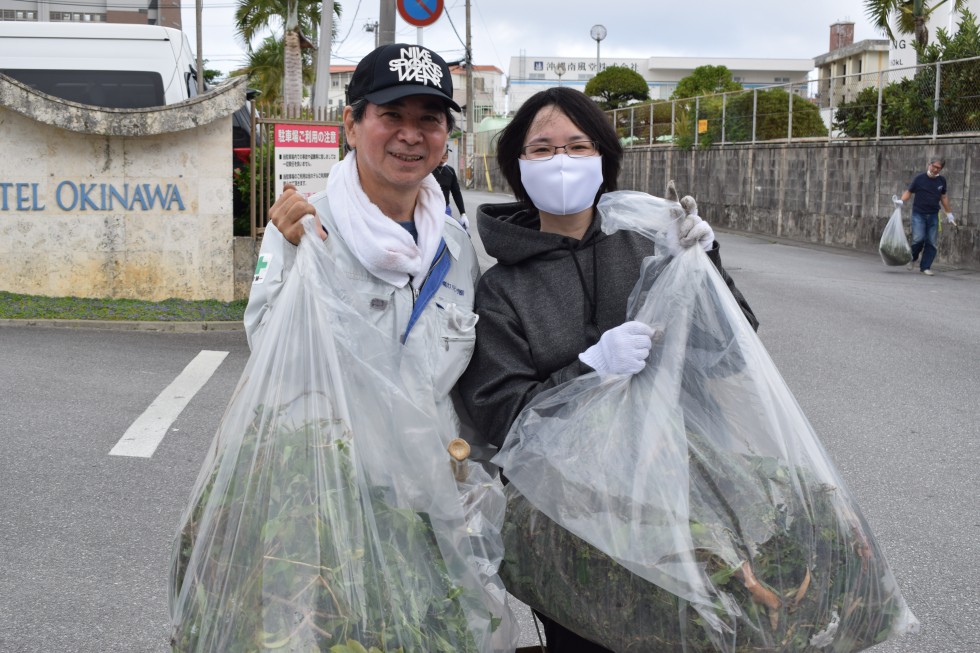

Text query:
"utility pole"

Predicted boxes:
[[195, 0, 204, 94], [464, 0, 474, 187], [312, 0, 333, 112], [379, 0, 395, 46]]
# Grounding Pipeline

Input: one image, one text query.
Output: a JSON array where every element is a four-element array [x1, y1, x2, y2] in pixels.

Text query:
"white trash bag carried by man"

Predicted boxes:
[[879, 195, 913, 266]]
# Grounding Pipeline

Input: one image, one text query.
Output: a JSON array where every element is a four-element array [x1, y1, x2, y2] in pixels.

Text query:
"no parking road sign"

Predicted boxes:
[[396, 0, 443, 27]]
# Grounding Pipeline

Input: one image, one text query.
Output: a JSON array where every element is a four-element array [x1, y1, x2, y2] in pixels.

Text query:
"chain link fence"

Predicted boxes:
[[609, 55, 980, 147]]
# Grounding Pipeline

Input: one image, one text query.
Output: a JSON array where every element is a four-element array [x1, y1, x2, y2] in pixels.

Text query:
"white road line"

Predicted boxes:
[[109, 350, 229, 458]]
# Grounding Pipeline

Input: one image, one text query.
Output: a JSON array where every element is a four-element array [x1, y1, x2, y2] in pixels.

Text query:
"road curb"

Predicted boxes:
[[0, 318, 244, 331]]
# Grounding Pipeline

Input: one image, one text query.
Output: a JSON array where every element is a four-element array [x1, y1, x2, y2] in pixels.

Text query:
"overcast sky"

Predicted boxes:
[[183, 0, 890, 79]]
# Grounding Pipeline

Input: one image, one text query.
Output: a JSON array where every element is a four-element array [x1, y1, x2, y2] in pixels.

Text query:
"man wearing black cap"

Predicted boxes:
[[246, 42, 481, 426], [243, 42, 515, 651]]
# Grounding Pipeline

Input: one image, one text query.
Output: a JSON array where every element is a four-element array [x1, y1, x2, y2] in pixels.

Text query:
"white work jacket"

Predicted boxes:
[[244, 195, 481, 443]]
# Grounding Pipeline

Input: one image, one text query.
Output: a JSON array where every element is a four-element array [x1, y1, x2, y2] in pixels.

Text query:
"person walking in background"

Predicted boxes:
[[898, 156, 956, 276], [432, 146, 468, 230]]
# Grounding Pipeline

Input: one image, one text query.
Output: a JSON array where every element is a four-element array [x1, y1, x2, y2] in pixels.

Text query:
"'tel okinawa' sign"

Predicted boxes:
[[0, 180, 186, 212]]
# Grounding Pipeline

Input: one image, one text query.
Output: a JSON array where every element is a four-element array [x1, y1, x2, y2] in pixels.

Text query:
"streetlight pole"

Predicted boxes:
[[590, 24, 606, 75]]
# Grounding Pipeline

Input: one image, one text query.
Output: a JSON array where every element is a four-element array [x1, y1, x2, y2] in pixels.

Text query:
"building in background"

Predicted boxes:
[[506, 54, 813, 114], [0, 0, 181, 28], [449, 63, 505, 124], [813, 22, 890, 108]]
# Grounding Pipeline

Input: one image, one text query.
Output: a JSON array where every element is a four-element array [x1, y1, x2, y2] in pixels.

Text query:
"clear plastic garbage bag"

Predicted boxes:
[[879, 197, 912, 266], [169, 218, 516, 653], [494, 191, 919, 653]]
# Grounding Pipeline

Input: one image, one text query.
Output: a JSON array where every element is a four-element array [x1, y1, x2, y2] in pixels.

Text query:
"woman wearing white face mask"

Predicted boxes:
[[458, 87, 758, 653]]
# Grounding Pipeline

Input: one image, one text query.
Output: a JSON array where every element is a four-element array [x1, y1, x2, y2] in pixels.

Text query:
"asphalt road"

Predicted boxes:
[[1, 188, 978, 652]]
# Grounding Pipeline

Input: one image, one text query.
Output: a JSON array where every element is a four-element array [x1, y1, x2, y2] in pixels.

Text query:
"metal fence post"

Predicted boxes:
[[933, 61, 942, 138], [787, 83, 793, 142], [649, 102, 654, 146], [694, 96, 700, 148], [876, 72, 884, 141], [671, 100, 676, 142], [721, 92, 727, 144], [828, 75, 835, 142], [630, 106, 635, 141], [752, 88, 757, 143]]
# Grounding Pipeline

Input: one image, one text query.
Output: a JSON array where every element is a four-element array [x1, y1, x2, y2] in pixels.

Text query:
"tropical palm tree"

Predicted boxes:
[[233, 0, 341, 108], [864, 0, 969, 48], [231, 35, 316, 107]]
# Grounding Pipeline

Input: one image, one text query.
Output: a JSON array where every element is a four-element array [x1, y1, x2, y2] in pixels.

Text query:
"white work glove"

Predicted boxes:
[[666, 195, 714, 254], [458, 213, 469, 230], [946, 212, 956, 224], [579, 321, 655, 376], [892, 195, 904, 207]]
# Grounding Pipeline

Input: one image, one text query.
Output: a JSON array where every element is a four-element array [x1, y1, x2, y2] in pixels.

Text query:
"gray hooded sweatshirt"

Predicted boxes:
[[458, 200, 758, 451]]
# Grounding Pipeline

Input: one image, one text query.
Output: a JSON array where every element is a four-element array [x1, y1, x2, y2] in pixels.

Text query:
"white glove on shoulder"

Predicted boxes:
[[579, 321, 655, 375], [946, 212, 955, 224], [458, 213, 469, 230]]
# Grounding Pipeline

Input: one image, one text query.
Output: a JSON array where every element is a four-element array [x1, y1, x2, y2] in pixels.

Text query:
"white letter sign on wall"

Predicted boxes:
[[273, 124, 341, 198]]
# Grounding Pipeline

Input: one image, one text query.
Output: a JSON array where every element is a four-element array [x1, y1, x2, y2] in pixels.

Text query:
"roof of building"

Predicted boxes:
[[814, 39, 891, 65]]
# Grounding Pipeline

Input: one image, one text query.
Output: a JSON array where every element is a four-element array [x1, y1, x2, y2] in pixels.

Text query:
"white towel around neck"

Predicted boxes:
[[326, 151, 446, 289]]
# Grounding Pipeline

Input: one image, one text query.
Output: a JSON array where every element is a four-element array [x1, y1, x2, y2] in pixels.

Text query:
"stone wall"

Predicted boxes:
[[0, 74, 247, 301], [476, 137, 980, 270]]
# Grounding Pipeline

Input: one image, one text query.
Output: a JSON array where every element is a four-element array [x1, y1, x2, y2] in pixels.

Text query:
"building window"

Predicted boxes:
[[51, 11, 104, 21], [6, 10, 39, 20], [529, 73, 545, 80], [774, 77, 789, 83]]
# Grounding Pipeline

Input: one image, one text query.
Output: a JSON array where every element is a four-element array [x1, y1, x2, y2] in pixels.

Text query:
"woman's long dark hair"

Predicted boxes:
[[497, 87, 623, 207]]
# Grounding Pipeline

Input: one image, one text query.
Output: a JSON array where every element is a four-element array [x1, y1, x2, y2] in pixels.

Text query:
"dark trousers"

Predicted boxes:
[[533, 610, 614, 653]]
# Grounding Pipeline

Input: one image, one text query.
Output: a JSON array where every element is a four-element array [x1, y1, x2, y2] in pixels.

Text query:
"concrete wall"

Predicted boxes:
[[0, 74, 247, 301], [477, 137, 980, 270]]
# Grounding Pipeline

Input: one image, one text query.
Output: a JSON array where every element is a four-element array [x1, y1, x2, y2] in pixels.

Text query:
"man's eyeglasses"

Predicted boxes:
[[521, 140, 598, 161], [929, 163, 944, 170]]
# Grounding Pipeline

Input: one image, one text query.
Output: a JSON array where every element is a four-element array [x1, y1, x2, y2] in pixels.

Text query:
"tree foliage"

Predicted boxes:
[[670, 65, 742, 100], [726, 89, 828, 141], [231, 35, 316, 107], [585, 66, 650, 110], [863, 0, 968, 49], [232, 0, 341, 107], [835, 9, 980, 136]]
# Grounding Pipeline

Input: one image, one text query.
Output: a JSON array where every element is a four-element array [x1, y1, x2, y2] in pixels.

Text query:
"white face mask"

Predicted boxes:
[[519, 154, 604, 216]]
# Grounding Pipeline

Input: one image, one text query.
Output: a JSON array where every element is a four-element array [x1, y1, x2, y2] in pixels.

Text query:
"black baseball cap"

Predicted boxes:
[[346, 43, 462, 112]]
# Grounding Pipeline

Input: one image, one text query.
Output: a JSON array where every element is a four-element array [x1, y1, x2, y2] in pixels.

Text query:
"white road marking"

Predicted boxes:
[[109, 350, 229, 458]]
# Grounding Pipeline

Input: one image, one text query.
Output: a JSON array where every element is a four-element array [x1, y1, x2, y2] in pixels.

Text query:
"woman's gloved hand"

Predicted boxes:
[[676, 195, 714, 251], [579, 321, 655, 375]]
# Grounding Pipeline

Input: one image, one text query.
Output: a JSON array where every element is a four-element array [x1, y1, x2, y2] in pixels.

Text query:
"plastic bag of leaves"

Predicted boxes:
[[494, 191, 919, 653], [169, 217, 516, 653], [879, 197, 912, 266]]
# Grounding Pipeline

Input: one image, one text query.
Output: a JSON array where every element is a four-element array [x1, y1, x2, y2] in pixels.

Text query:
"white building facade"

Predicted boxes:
[[506, 54, 813, 114], [0, 0, 181, 28]]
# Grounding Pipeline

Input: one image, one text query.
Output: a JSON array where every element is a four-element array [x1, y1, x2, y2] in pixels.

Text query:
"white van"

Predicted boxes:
[[0, 22, 201, 108]]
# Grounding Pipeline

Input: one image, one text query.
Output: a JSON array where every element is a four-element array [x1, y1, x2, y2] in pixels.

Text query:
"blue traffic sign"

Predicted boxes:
[[396, 0, 444, 27]]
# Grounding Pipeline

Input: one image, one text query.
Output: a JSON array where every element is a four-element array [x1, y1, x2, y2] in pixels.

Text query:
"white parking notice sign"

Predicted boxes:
[[273, 123, 341, 198]]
